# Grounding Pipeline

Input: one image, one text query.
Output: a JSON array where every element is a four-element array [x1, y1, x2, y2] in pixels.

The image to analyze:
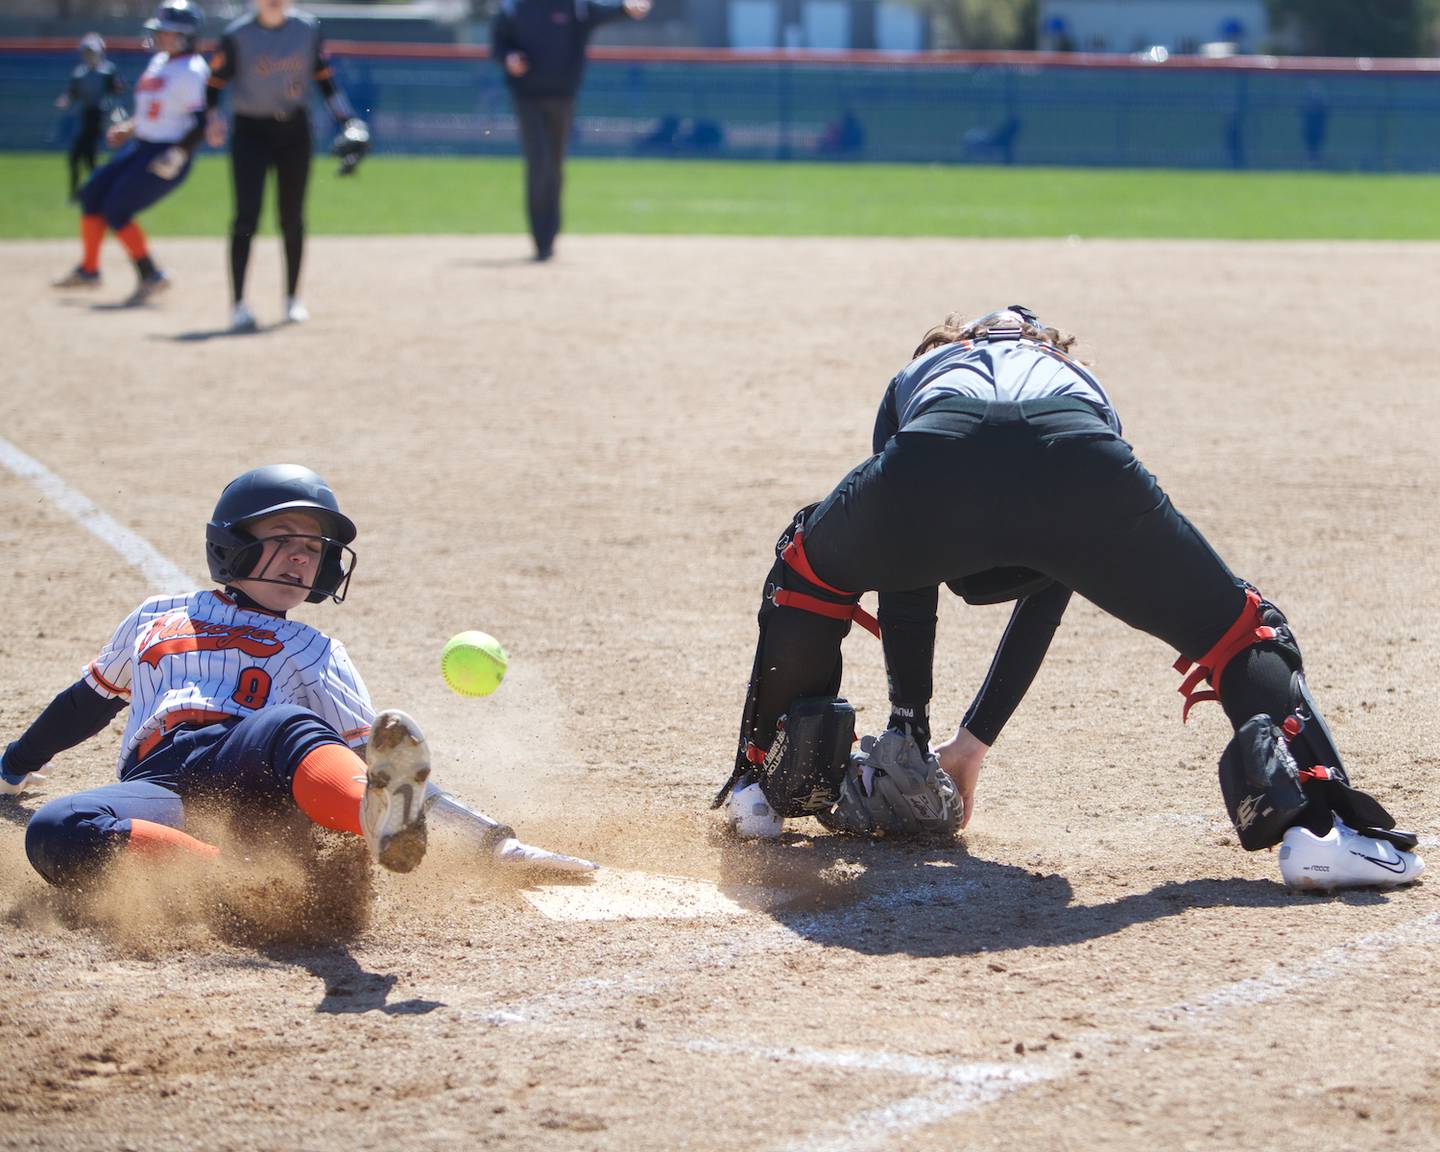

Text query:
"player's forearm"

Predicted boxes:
[[880, 585, 940, 737], [3, 680, 126, 777], [961, 583, 1073, 745]]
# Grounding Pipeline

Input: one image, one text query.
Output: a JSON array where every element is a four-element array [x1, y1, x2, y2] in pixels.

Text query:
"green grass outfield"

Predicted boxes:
[[3, 151, 1439, 240]]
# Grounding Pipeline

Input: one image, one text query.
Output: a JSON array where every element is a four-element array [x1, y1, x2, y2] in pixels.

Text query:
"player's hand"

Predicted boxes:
[[205, 109, 227, 148], [624, 0, 652, 16], [934, 726, 988, 830], [505, 51, 530, 77], [55, 94, 70, 110], [147, 145, 187, 180], [0, 769, 48, 798], [105, 118, 133, 149]]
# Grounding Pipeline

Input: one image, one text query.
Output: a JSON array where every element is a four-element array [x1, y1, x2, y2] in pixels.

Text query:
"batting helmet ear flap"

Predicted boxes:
[[204, 523, 265, 584]]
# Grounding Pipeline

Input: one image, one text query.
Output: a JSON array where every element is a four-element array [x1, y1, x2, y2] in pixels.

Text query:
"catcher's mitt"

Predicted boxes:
[[332, 117, 370, 176], [819, 729, 961, 838]]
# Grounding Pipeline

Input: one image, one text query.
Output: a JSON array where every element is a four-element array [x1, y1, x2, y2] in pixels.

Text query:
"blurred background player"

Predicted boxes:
[[0, 464, 594, 898], [204, 0, 369, 333], [54, 33, 126, 203], [715, 306, 1423, 892], [51, 1, 209, 306], [491, 0, 651, 262]]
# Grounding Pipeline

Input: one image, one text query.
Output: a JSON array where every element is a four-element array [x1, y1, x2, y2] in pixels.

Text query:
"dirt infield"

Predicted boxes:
[[1, 235, 1437, 1152]]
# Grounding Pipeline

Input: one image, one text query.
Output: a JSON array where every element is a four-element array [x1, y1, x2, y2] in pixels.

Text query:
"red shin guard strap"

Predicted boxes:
[[776, 531, 881, 639], [1173, 589, 1278, 722]]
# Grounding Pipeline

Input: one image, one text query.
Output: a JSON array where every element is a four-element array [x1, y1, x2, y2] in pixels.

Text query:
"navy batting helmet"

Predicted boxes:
[[143, 0, 205, 52], [205, 465, 358, 604]]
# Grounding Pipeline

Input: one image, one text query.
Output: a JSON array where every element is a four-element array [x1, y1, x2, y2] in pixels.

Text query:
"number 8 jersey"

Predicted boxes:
[[132, 50, 209, 143], [85, 589, 375, 773]]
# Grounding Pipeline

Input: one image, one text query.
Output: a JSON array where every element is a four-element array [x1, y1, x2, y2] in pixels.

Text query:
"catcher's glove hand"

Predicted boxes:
[[332, 117, 370, 176], [819, 729, 961, 838]]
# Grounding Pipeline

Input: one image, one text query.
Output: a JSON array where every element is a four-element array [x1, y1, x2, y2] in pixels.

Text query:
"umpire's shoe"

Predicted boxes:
[[361, 710, 432, 873], [1278, 815, 1424, 891]]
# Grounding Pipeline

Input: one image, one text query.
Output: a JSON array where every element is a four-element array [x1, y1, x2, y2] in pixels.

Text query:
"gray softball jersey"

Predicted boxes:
[[877, 326, 1121, 453], [214, 11, 326, 119]]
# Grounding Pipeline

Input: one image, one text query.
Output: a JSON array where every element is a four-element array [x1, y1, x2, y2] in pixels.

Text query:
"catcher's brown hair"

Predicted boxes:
[[912, 311, 1079, 360]]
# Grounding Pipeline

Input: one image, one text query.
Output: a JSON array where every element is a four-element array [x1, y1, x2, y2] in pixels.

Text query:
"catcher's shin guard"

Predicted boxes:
[[713, 506, 871, 810]]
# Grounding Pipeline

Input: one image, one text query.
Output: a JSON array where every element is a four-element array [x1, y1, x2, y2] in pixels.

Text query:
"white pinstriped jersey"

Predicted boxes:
[[84, 589, 374, 773], [131, 52, 210, 143]]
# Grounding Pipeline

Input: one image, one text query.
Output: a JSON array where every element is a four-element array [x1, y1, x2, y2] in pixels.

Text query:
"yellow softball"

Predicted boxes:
[[441, 631, 509, 697]]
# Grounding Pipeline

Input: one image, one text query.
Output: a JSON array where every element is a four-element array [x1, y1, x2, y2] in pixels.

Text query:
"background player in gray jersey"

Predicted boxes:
[[204, 0, 367, 332], [715, 307, 1422, 892], [55, 33, 126, 202]]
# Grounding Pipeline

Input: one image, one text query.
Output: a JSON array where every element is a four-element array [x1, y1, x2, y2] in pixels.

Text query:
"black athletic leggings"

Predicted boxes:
[[749, 397, 1295, 749], [229, 113, 312, 301], [69, 108, 103, 198]]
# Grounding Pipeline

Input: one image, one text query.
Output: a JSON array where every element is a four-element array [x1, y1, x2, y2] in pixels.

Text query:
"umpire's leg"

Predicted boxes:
[[514, 95, 572, 258]]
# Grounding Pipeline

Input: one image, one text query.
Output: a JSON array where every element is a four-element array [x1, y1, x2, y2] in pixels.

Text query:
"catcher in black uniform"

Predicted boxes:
[[714, 307, 1423, 891]]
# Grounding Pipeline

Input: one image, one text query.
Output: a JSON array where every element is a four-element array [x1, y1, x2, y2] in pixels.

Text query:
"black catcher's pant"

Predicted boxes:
[[512, 95, 573, 258], [747, 397, 1297, 751], [229, 112, 313, 301]]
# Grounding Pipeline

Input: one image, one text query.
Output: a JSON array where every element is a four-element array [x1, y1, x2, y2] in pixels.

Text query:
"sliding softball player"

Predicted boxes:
[[1, 465, 594, 897]]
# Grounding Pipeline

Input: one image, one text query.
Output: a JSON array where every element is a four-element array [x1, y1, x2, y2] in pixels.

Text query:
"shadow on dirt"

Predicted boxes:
[[264, 944, 446, 1016], [713, 832, 1396, 958]]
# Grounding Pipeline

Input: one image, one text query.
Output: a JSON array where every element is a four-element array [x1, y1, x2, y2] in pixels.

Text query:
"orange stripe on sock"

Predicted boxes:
[[116, 221, 148, 261], [81, 214, 105, 271], [291, 743, 365, 835], [126, 818, 220, 859]]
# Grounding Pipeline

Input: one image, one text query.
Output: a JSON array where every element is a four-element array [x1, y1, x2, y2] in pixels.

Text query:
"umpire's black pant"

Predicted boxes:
[[512, 95, 573, 258], [749, 396, 1282, 749], [229, 112, 313, 301]]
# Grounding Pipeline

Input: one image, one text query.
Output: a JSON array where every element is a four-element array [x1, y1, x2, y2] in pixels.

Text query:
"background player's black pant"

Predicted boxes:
[[68, 109, 103, 200], [229, 113, 312, 302], [512, 95, 573, 258], [748, 398, 1295, 751]]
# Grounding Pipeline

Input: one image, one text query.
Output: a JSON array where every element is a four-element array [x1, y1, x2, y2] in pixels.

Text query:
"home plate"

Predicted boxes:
[[522, 869, 760, 922]]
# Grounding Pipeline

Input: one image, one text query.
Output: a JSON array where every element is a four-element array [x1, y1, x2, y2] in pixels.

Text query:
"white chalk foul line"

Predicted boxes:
[[0, 436, 194, 593]]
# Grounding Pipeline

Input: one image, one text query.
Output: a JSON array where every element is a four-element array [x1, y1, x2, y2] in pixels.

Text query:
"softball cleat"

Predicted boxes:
[[724, 778, 785, 840], [1278, 815, 1424, 891], [53, 266, 101, 289], [230, 300, 257, 334], [125, 269, 170, 307], [361, 709, 432, 873]]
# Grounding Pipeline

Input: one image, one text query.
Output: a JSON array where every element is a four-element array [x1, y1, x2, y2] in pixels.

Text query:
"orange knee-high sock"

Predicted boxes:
[[80, 214, 105, 272], [291, 743, 365, 835], [126, 818, 220, 860], [115, 221, 148, 261]]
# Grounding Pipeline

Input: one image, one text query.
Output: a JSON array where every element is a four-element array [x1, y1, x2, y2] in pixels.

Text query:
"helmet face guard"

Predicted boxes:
[[206, 524, 357, 604], [206, 465, 358, 605]]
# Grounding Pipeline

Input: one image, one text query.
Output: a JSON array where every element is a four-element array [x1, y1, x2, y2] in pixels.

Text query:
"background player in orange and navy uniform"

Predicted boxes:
[[51, 2, 209, 306], [54, 33, 126, 203], [0, 465, 595, 891], [204, 0, 368, 332]]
